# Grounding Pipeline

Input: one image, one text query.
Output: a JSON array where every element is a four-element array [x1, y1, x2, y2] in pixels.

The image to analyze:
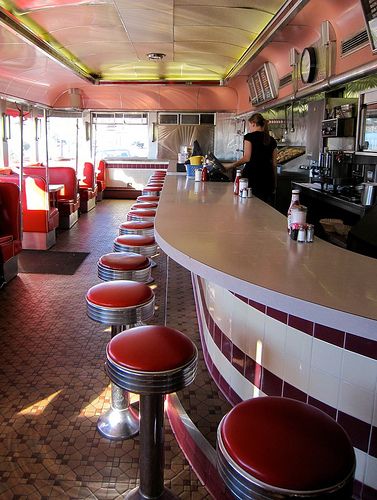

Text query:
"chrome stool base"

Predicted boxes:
[[97, 404, 139, 441], [126, 486, 178, 500]]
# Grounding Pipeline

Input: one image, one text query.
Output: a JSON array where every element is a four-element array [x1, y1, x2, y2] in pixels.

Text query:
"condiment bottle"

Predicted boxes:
[[201, 165, 208, 182], [287, 189, 300, 233], [234, 169, 242, 195]]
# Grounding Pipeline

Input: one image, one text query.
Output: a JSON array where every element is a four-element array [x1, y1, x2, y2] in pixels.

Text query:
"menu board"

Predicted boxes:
[[247, 63, 278, 105]]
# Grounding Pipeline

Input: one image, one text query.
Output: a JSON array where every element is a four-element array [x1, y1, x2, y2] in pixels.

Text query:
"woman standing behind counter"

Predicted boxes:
[[229, 113, 278, 204]]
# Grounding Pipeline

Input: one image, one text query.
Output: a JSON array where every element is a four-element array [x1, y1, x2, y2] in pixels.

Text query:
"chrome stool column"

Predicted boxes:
[[86, 280, 155, 440], [98, 252, 152, 284], [106, 325, 198, 500]]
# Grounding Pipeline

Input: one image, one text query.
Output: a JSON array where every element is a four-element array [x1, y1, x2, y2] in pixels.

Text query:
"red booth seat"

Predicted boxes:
[[0, 174, 59, 249], [0, 182, 22, 283], [79, 162, 97, 212], [96, 160, 106, 201]]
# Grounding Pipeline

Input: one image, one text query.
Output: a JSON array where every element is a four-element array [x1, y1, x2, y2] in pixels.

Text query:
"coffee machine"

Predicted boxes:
[[312, 150, 353, 191]]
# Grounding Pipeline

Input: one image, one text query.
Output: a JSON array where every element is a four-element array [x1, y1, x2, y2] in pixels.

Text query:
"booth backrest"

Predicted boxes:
[[80, 162, 96, 190], [0, 182, 21, 244], [97, 160, 106, 184], [49, 166, 78, 201], [0, 174, 54, 232], [23, 166, 79, 201]]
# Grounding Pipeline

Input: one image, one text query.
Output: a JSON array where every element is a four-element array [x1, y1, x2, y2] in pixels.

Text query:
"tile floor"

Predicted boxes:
[[0, 199, 230, 499]]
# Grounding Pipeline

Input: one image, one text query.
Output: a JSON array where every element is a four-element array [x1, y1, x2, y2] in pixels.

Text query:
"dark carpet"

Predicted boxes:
[[18, 250, 90, 275]]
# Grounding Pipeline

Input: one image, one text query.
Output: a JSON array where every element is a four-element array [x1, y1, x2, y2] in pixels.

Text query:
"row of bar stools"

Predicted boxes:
[[119, 221, 154, 237], [106, 325, 198, 500], [98, 252, 152, 284], [86, 280, 155, 440], [217, 396, 356, 499]]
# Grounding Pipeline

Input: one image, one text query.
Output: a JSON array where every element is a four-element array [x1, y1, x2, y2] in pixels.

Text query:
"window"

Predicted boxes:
[[92, 112, 149, 160], [158, 112, 215, 125]]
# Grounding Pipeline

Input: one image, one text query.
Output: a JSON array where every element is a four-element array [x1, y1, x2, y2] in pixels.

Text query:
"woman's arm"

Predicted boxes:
[[225, 139, 252, 170]]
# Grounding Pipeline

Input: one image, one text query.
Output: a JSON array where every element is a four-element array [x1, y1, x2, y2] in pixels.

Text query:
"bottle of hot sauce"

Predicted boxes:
[[201, 165, 208, 181], [234, 169, 242, 195]]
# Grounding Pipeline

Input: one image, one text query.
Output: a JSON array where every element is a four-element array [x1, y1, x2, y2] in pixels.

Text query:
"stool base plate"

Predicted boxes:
[[97, 406, 139, 441], [126, 486, 179, 500]]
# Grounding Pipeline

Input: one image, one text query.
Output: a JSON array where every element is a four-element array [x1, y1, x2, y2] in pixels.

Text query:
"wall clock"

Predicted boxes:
[[300, 47, 317, 84]]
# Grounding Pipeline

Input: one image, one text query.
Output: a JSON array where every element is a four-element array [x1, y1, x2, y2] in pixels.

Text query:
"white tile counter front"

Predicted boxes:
[[155, 175, 377, 498]]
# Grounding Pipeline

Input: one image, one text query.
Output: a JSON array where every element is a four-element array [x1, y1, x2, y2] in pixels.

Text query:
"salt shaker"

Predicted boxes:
[[297, 225, 306, 243]]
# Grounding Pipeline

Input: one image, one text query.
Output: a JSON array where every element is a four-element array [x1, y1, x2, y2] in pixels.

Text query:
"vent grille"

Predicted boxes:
[[279, 73, 292, 87], [247, 62, 278, 105], [341, 29, 369, 55]]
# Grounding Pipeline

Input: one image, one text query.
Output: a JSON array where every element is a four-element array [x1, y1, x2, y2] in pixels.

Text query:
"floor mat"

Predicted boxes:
[[18, 250, 90, 275]]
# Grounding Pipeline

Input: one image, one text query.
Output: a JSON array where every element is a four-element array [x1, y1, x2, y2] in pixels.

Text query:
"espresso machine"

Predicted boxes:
[[312, 150, 353, 192]]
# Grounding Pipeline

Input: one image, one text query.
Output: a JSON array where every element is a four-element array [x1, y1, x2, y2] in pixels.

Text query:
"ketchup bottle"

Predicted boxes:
[[201, 165, 209, 181], [234, 169, 241, 195]]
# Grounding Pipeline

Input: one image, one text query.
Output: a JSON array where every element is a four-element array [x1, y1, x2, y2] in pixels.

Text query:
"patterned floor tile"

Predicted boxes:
[[0, 199, 230, 499]]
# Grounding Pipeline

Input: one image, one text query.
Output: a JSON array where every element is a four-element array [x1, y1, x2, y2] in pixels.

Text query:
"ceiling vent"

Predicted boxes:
[[341, 29, 369, 56], [279, 73, 293, 88]]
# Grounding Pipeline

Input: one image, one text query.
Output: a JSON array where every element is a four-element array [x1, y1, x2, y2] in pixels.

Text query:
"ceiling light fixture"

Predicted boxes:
[[147, 52, 166, 61]]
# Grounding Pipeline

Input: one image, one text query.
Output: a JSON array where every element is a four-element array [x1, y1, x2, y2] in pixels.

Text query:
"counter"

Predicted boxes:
[[156, 175, 377, 497]]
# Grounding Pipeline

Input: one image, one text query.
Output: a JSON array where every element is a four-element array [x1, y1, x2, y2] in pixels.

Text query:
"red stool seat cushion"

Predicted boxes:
[[130, 202, 158, 210], [130, 209, 156, 217], [116, 235, 155, 246], [87, 280, 153, 308], [137, 196, 159, 203], [99, 252, 149, 270], [143, 187, 162, 193], [221, 397, 355, 491], [108, 325, 196, 372], [120, 221, 154, 230]]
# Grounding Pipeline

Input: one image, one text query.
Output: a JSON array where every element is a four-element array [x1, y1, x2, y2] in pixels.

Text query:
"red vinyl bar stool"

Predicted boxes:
[[142, 186, 162, 197], [148, 179, 164, 185], [86, 281, 155, 440], [217, 397, 356, 499], [119, 221, 154, 238], [130, 202, 158, 210], [105, 325, 198, 500], [98, 252, 152, 283], [137, 195, 159, 203], [114, 234, 158, 259], [127, 208, 156, 222]]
